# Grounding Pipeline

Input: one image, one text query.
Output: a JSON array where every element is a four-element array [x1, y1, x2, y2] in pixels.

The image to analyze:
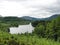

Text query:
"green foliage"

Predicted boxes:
[[0, 16, 31, 32], [34, 16, 60, 41], [8, 40, 19, 45], [0, 23, 10, 32], [0, 31, 60, 45], [34, 24, 45, 37], [0, 16, 60, 45]]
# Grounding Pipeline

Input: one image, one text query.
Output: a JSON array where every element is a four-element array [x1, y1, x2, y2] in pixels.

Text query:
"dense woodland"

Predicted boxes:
[[0, 15, 60, 45], [32, 15, 60, 41], [0, 16, 31, 32]]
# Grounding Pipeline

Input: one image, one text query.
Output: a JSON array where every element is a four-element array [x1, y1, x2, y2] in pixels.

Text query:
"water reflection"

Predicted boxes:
[[9, 23, 34, 34]]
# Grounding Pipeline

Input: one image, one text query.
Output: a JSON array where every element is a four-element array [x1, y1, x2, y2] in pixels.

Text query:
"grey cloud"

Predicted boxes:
[[0, 0, 27, 2], [46, 0, 60, 14], [57, 0, 60, 4], [6, 0, 27, 1], [45, 4, 60, 14], [31, 0, 60, 16], [0, 0, 60, 17]]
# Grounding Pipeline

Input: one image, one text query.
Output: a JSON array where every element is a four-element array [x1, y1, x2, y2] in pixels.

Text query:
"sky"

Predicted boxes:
[[0, 0, 60, 18]]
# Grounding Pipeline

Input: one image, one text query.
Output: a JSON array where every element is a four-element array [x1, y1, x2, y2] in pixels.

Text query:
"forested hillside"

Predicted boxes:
[[32, 15, 60, 41], [0, 16, 31, 32], [0, 15, 60, 45]]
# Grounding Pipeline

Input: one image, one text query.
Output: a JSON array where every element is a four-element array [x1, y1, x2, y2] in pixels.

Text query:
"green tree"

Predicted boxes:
[[46, 16, 60, 41], [34, 24, 45, 37], [8, 40, 19, 45]]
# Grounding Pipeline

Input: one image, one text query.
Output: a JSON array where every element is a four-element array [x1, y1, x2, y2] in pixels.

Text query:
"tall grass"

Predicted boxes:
[[0, 31, 60, 45]]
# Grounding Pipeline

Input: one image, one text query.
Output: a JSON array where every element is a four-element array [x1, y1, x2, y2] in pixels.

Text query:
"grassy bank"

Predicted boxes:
[[0, 31, 60, 45]]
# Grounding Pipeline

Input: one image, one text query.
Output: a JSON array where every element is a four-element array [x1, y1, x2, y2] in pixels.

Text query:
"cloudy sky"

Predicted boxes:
[[0, 0, 60, 18]]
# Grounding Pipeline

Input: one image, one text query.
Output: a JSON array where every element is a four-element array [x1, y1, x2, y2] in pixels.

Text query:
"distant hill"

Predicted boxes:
[[44, 14, 60, 21], [0, 14, 60, 22], [20, 14, 60, 21], [0, 16, 31, 25], [20, 16, 39, 21]]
